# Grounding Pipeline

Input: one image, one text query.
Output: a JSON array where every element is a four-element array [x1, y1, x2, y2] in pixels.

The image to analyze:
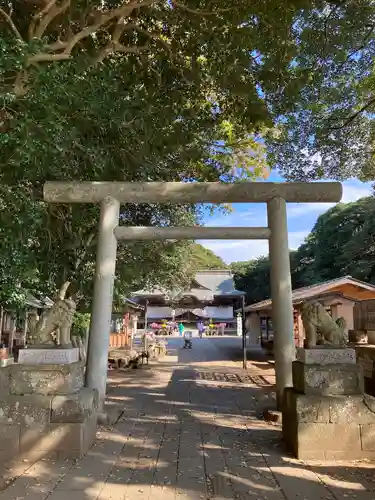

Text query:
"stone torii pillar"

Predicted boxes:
[[268, 197, 294, 407], [85, 197, 120, 403], [43, 181, 342, 410]]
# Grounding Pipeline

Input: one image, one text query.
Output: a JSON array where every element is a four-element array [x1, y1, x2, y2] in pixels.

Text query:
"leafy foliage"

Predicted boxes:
[[231, 197, 375, 303], [0, 0, 321, 305], [265, 0, 375, 181], [71, 312, 91, 339], [188, 244, 227, 271], [293, 197, 375, 284], [231, 257, 271, 305]]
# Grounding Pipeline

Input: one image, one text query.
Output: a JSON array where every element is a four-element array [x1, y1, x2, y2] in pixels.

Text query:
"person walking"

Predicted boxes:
[[197, 320, 204, 339], [178, 322, 184, 337]]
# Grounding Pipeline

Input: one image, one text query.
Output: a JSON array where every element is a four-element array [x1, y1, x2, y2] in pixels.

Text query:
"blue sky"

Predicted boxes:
[[199, 171, 373, 264]]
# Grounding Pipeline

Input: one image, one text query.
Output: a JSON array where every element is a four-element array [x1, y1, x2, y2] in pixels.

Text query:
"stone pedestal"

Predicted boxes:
[[292, 361, 364, 395], [18, 347, 79, 365], [296, 347, 356, 365], [283, 348, 375, 460], [0, 362, 98, 463]]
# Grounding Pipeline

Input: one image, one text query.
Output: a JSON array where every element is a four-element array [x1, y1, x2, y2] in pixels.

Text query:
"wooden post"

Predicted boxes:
[[22, 310, 29, 347], [8, 314, 16, 355], [0, 305, 3, 345]]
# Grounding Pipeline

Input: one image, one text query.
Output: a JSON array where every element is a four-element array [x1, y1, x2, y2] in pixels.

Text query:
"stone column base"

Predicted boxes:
[[0, 363, 98, 462], [283, 388, 375, 460]]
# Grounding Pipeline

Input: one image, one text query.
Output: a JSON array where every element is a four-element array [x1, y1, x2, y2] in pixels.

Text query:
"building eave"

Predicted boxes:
[[242, 276, 375, 313]]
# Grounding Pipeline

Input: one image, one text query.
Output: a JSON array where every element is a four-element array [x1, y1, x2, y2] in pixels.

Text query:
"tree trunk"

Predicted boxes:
[[8, 316, 16, 354], [58, 281, 71, 300], [22, 310, 29, 347], [0, 306, 3, 345]]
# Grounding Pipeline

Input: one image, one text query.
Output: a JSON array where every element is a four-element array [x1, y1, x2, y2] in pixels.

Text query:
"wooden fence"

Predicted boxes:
[[109, 332, 132, 348], [354, 300, 375, 331]]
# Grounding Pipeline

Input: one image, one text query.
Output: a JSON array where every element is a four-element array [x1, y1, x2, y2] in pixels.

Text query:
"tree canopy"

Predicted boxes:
[[188, 244, 227, 271], [231, 197, 375, 304], [0, 0, 322, 305], [266, 0, 375, 181], [2, 0, 374, 306]]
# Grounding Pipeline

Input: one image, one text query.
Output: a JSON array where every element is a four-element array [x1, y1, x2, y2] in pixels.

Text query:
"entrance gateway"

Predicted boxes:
[[44, 181, 342, 409]]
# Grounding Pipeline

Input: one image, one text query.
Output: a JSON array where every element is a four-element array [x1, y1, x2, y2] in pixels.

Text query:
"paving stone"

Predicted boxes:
[[1, 341, 375, 500]]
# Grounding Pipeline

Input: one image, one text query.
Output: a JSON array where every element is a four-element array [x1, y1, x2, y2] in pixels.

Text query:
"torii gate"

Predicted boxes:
[[44, 181, 342, 409]]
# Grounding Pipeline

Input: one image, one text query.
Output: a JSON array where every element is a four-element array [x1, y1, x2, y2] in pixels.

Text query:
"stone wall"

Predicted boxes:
[[0, 362, 98, 463], [283, 389, 375, 460], [283, 348, 375, 460]]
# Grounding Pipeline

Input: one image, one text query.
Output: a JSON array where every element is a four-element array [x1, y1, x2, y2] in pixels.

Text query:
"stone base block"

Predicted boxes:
[[283, 388, 375, 460], [296, 347, 356, 365], [0, 387, 98, 463], [19, 414, 97, 461], [51, 387, 99, 423], [18, 347, 79, 365], [292, 360, 364, 395], [3, 362, 84, 395]]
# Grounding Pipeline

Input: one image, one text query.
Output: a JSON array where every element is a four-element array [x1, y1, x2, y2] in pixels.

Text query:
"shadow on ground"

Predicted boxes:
[[1, 355, 375, 500]]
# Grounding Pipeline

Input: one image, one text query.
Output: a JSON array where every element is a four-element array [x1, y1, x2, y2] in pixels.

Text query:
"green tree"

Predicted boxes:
[[231, 197, 375, 305], [231, 257, 271, 304], [0, 0, 319, 304], [292, 197, 375, 284], [265, 0, 375, 181], [188, 244, 227, 271]]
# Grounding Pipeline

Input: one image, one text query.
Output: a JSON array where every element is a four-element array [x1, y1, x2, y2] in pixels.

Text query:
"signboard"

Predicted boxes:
[[237, 314, 242, 337]]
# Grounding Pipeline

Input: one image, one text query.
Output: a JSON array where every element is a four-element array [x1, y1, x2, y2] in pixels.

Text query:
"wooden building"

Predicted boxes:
[[132, 270, 244, 332], [244, 276, 375, 347], [110, 298, 144, 348], [0, 293, 54, 352]]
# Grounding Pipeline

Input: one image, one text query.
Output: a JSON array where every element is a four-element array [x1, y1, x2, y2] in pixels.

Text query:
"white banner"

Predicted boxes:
[[237, 314, 243, 336]]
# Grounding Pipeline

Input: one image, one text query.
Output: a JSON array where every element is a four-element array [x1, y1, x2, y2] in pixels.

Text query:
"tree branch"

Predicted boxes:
[[171, 0, 233, 15], [0, 7, 23, 41], [28, 52, 71, 64], [61, 0, 153, 56], [74, 232, 95, 272], [331, 97, 375, 130], [114, 41, 151, 54], [29, 0, 57, 39], [34, 0, 71, 39], [335, 24, 375, 74], [27, 0, 154, 66], [94, 19, 140, 63], [58, 280, 71, 299]]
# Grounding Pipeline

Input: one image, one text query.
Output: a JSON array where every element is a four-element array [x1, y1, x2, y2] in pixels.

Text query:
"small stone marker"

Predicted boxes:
[[296, 347, 356, 365], [18, 347, 79, 365]]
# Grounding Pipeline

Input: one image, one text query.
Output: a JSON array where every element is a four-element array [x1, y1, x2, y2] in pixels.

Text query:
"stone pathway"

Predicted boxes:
[[1, 338, 375, 499]]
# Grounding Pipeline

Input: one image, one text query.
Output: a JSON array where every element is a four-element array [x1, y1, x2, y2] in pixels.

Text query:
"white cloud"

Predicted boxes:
[[199, 230, 309, 264], [200, 239, 269, 263], [341, 182, 372, 202], [288, 230, 309, 249], [206, 208, 266, 227], [287, 180, 372, 218]]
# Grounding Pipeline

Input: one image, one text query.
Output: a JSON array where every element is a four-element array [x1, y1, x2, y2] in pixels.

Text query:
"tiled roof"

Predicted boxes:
[[132, 269, 244, 299], [194, 270, 244, 296], [244, 276, 375, 312], [123, 298, 145, 310], [25, 293, 54, 308]]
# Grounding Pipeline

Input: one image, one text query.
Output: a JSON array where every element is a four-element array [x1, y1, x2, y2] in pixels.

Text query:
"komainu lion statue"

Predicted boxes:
[[28, 298, 76, 348], [300, 301, 347, 348]]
